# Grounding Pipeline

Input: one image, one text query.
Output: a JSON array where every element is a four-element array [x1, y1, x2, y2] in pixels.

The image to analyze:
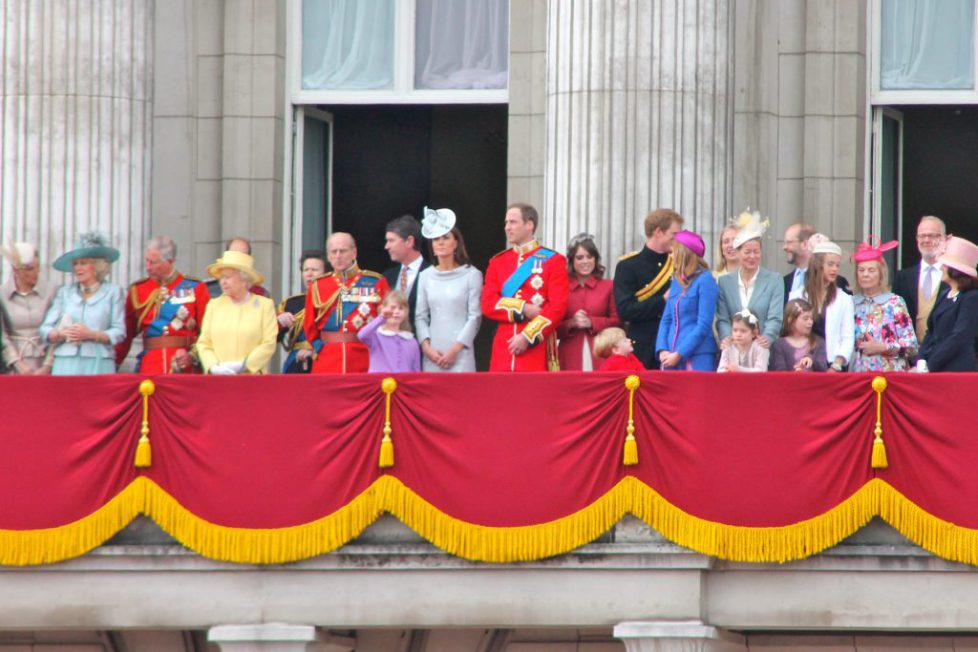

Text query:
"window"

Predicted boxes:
[[296, 0, 508, 103], [872, 0, 978, 103]]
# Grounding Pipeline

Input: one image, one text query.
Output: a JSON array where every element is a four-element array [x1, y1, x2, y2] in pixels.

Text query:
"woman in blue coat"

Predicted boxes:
[[656, 230, 719, 371], [39, 233, 125, 375]]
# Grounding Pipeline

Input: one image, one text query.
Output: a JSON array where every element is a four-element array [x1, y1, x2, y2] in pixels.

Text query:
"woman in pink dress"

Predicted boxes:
[[557, 234, 620, 371]]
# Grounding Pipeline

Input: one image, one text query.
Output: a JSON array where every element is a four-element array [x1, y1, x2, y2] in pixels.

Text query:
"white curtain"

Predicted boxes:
[[881, 0, 975, 90], [415, 0, 508, 90], [302, 0, 394, 90]]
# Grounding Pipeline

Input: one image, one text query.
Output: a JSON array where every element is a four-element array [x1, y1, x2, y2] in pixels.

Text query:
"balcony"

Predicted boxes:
[[3, 371, 978, 648]]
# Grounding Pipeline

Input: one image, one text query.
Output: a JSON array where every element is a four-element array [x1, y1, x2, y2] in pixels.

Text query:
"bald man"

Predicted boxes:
[[303, 232, 389, 373]]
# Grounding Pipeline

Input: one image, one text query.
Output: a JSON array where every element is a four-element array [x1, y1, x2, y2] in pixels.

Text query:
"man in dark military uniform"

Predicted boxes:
[[613, 208, 684, 369], [277, 250, 328, 373]]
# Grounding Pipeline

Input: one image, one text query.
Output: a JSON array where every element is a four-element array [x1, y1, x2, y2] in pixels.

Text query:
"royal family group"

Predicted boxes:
[[2, 205, 976, 376]]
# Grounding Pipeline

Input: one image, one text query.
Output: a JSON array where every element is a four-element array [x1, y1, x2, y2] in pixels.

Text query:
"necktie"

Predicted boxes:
[[793, 268, 805, 293], [922, 266, 934, 300], [399, 265, 408, 292]]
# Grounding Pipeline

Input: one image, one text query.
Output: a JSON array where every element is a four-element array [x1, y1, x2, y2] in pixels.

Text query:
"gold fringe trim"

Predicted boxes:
[[9, 477, 978, 566], [141, 477, 385, 564], [0, 481, 145, 566], [630, 478, 879, 563], [876, 480, 978, 566]]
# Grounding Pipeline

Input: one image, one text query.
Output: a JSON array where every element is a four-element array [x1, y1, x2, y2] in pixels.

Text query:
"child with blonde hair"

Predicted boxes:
[[594, 327, 644, 372], [357, 291, 421, 373]]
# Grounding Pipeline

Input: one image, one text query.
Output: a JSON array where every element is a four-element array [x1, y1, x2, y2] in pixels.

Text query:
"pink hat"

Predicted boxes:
[[851, 236, 898, 263], [938, 236, 978, 278], [673, 230, 705, 257]]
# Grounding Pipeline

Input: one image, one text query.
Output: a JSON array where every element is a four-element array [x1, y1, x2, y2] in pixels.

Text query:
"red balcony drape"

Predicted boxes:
[[0, 372, 974, 565]]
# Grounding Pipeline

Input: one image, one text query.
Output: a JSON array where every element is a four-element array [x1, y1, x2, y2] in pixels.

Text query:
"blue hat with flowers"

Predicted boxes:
[[52, 232, 120, 272]]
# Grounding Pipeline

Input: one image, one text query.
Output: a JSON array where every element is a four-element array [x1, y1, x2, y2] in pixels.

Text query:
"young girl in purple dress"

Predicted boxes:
[[358, 291, 422, 373], [770, 299, 829, 372]]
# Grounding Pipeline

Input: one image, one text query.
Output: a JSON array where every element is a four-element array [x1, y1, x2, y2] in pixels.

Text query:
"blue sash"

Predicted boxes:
[[145, 279, 199, 337], [501, 248, 556, 298]]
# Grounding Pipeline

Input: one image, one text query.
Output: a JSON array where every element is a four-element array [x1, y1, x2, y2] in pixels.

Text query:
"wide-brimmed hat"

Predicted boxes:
[[732, 208, 770, 249], [1, 242, 37, 268], [421, 206, 457, 239], [938, 236, 978, 278], [673, 230, 705, 257], [206, 250, 265, 285], [52, 232, 120, 272], [852, 236, 898, 263]]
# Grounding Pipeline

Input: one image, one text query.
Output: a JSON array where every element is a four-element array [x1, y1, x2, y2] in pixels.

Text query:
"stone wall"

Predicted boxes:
[[152, 0, 285, 294], [732, 0, 867, 274]]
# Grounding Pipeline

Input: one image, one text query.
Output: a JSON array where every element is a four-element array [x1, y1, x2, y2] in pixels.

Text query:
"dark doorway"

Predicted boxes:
[[323, 104, 508, 369], [900, 106, 978, 267]]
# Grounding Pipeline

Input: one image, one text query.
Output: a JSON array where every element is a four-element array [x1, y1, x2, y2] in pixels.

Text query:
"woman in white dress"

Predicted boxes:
[[415, 207, 483, 372]]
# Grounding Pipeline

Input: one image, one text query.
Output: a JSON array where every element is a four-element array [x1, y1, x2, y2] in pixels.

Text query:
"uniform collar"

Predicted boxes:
[[513, 240, 539, 256], [642, 245, 668, 259], [152, 270, 181, 287], [336, 264, 361, 282]]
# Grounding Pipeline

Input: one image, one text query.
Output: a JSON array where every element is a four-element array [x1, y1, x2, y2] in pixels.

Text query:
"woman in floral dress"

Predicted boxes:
[[850, 238, 918, 372]]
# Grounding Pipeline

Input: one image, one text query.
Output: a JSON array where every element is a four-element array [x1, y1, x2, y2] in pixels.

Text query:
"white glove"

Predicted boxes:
[[277, 312, 295, 328], [225, 360, 246, 374], [209, 362, 235, 375]]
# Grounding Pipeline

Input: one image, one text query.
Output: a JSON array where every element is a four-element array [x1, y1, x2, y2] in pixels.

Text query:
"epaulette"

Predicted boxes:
[[535, 247, 557, 257], [360, 270, 384, 280], [130, 276, 150, 286], [618, 251, 640, 261], [182, 275, 203, 283], [278, 293, 305, 313], [490, 249, 510, 260]]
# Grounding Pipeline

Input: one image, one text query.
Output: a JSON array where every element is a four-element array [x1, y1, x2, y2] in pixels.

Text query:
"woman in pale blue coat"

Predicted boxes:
[[415, 207, 482, 372], [655, 230, 718, 371], [39, 233, 125, 375], [715, 211, 784, 348]]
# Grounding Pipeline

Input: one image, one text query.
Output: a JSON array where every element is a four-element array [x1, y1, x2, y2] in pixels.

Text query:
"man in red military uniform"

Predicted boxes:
[[304, 232, 390, 373], [116, 236, 210, 374], [482, 203, 569, 371]]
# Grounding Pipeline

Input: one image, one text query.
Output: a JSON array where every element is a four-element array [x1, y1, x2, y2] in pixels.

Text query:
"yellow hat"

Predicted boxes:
[[206, 250, 265, 286]]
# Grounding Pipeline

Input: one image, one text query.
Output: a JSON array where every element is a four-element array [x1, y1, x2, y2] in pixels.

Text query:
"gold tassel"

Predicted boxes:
[[135, 379, 156, 468], [623, 375, 641, 466], [379, 377, 397, 469], [871, 376, 888, 469]]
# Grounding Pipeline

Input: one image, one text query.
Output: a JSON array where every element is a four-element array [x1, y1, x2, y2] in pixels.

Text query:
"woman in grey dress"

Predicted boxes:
[[415, 207, 483, 372]]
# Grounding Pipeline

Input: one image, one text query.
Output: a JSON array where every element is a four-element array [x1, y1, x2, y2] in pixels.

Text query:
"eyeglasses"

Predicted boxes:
[[917, 233, 943, 241]]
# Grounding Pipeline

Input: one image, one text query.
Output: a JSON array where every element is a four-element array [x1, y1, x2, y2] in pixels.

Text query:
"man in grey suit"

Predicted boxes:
[[892, 215, 949, 343]]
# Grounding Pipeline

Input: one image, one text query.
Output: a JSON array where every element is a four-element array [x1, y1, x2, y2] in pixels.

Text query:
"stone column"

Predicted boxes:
[[544, 0, 733, 266], [614, 621, 747, 652], [0, 0, 152, 285], [208, 624, 354, 652]]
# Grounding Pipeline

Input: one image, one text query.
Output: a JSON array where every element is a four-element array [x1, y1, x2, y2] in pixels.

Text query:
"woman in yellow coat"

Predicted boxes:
[[196, 250, 278, 374]]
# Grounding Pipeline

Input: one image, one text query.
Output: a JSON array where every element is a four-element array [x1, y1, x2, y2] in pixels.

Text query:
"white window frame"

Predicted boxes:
[[869, 0, 978, 105], [288, 0, 510, 105]]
